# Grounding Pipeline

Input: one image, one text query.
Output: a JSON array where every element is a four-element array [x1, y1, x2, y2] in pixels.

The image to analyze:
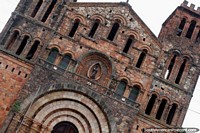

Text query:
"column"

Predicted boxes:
[[22, 40, 33, 57], [191, 27, 200, 42], [11, 35, 22, 52], [181, 21, 190, 37], [36, 1, 50, 21], [31, 44, 43, 61], [161, 104, 171, 122], [169, 57, 183, 83], [151, 99, 161, 118]]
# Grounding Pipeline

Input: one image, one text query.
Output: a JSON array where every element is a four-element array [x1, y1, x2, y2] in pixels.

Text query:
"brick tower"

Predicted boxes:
[[0, 0, 199, 132]]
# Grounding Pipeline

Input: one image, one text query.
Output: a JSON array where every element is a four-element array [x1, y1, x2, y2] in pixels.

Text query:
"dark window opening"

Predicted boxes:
[[31, 0, 43, 17], [26, 40, 40, 60], [47, 48, 59, 64], [166, 104, 177, 125], [156, 99, 167, 120], [69, 19, 80, 38], [16, 35, 29, 55], [136, 49, 147, 68], [18, 71, 21, 75], [116, 80, 127, 96], [59, 54, 72, 69], [128, 85, 140, 101], [175, 59, 187, 84], [52, 121, 78, 133], [6, 30, 19, 49], [107, 22, 120, 41], [41, 0, 57, 22], [186, 20, 196, 39], [145, 94, 157, 115], [123, 36, 135, 53], [176, 18, 186, 36], [195, 30, 200, 43], [165, 54, 177, 79], [88, 19, 100, 38]]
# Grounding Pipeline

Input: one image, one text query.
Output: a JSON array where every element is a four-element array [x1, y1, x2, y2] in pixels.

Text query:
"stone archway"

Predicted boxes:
[[24, 90, 111, 133], [52, 121, 78, 133]]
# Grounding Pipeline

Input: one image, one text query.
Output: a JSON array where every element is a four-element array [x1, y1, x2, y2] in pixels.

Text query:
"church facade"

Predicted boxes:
[[0, 0, 200, 132]]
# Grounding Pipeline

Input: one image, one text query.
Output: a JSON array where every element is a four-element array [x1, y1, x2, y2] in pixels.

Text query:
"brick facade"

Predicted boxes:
[[0, 0, 199, 132]]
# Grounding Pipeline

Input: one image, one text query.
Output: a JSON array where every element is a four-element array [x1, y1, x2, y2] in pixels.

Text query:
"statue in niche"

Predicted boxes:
[[88, 63, 101, 80]]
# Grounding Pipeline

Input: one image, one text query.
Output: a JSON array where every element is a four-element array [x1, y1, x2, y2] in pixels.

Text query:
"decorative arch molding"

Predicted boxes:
[[48, 44, 62, 52], [10, 28, 22, 35], [91, 14, 105, 24], [118, 77, 131, 85], [148, 91, 160, 99], [113, 14, 127, 26], [131, 82, 145, 92], [138, 45, 152, 54], [61, 50, 75, 60], [21, 33, 33, 40], [20, 82, 115, 133], [71, 14, 87, 25], [125, 30, 140, 41]]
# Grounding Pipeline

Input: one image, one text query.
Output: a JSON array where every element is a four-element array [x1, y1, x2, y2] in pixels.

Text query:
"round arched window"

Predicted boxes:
[[52, 121, 79, 133]]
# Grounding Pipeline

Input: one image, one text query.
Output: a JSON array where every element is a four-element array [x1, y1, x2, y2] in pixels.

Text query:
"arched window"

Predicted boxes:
[[26, 40, 40, 60], [31, 0, 43, 17], [52, 122, 78, 133], [195, 30, 200, 43], [177, 18, 186, 36], [5, 30, 19, 49], [107, 21, 120, 41], [69, 19, 80, 38], [88, 19, 100, 38], [166, 103, 177, 125], [41, 0, 57, 22], [16, 35, 29, 55], [136, 49, 147, 68], [115, 80, 127, 96], [175, 59, 187, 84], [128, 85, 140, 101], [59, 54, 72, 69], [123, 35, 135, 54], [145, 94, 157, 115], [156, 99, 167, 120], [47, 48, 59, 64], [164, 54, 177, 79], [186, 20, 196, 39]]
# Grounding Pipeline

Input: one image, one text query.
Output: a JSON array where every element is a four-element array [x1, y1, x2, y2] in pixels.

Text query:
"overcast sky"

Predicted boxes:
[[0, 0, 200, 129]]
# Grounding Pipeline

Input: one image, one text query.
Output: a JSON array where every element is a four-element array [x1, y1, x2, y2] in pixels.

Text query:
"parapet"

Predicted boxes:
[[181, 0, 200, 14]]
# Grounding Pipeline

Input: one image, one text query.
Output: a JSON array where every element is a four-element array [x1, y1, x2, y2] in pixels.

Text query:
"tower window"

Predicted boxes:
[[176, 18, 186, 36], [58, 54, 72, 69], [195, 30, 200, 43], [47, 48, 59, 64], [41, 0, 57, 22], [123, 35, 135, 54], [31, 0, 43, 18], [16, 35, 29, 55], [128, 85, 140, 101], [88, 19, 100, 38], [145, 94, 157, 115], [26, 40, 40, 60], [107, 21, 120, 41], [156, 99, 167, 120], [69, 19, 80, 38], [166, 103, 177, 125], [186, 20, 196, 39], [136, 49, 147, 68], [175, 59, 187, 84], [164, 54, 177, 79], [5, 30, 19, 49], [115, 80, 127, 96]]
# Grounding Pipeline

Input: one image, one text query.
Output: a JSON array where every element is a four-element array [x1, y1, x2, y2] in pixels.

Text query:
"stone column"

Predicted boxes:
[[169, 57, 183, 83], [22, 40, 33, 57], [191, 27, 200, 42], [31, 44, 43, 61], [161, 104, 171, 122], [12, 35, 23, 53], [37, 1, 50, 21], [151, 99, 161, 117]]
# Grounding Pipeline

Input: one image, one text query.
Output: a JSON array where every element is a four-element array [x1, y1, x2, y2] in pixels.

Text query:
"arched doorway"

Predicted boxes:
[[52, 121, 78, 133]]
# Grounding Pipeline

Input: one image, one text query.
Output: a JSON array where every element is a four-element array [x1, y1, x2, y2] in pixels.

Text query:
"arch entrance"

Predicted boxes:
[[52, 121, 79, 133]]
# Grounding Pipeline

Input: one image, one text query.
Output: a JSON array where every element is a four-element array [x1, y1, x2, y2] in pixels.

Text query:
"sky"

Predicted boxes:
[[0, 0, 200, 129]]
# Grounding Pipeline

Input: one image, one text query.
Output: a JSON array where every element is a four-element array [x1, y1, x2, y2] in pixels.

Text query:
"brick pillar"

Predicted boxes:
[[31, 44, 43, 61], [181, 21, 190, 37], [11, 35, 22, 52], [170, 107, 181, 126], [169, 57, 183, 83], [161, 104, 171, 123], [37, 1, 50, 21], [179, 62, 190, 86], [22, 40, 33, 57]]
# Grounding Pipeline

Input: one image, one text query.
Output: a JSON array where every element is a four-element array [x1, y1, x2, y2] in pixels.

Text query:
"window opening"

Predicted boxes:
[[26, 40, 40, 60], [136, 49, 147, 68], [145, 94, 157, 115], [175, 59, 187, 84], [123, 36, 135, 53], [107, 22, 120, 41], [115, 80, 127, 96], [176, 18, 186, 36], [41, 0, 57, 22], [69, 19, 80, 37], [88, 19, 100, 38], [186, 20, 196, 39], [47, 48, 59, 64], [31, 0, 43, 17], [166, 104, 177, 125], [58, 54, 72, 69], [6, 30, 19, 49], [16, 35, 29, 55], [156, 99, 167, 120]]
